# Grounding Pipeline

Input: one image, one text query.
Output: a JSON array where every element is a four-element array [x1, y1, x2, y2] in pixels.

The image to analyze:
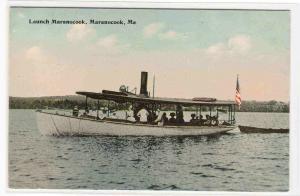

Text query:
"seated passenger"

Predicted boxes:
[[210, 115, 219, 126], [203, 115, 211, 125], [162, 113, 168, 123], [125, 110, 136, 122], [137, 108, 150, 123], [190, 113, 197, 124], [72, 106, 79, 117], [147, 112, 157, 123], [199, 115, 204, 125], [169, 112, 177, 124], [176, 106, 185, 124], [156, 112, 168, 126]]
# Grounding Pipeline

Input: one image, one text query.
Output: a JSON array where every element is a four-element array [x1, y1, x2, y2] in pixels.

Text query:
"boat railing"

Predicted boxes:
[[38, 107, 236, 126]]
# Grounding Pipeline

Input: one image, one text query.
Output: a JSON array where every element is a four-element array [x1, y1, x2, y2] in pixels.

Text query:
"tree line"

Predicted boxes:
[[9, 96, 289, 113]]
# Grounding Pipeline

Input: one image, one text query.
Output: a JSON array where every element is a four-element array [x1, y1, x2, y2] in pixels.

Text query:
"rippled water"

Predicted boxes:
[[9, 110, 289, 191]]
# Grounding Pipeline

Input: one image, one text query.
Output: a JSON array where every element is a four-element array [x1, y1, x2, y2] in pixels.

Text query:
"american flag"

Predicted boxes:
[[235, 75, 242, 108]]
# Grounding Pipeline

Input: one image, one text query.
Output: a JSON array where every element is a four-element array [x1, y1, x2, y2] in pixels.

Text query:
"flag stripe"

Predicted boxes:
[[235, 75, 241, 107]]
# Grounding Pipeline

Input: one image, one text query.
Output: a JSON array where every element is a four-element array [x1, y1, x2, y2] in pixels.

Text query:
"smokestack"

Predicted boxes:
[[140, 71, 148, 96]]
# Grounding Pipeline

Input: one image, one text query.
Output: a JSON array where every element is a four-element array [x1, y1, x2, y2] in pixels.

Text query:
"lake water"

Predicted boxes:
[[9, 109, 289, 191]]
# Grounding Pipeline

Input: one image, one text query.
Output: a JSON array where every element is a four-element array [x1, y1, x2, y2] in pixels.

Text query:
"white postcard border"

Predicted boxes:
[[1, 1, 300, 196]]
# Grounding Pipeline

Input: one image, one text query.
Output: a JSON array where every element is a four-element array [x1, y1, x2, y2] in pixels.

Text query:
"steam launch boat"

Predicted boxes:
[[36, 72, 237, 136]]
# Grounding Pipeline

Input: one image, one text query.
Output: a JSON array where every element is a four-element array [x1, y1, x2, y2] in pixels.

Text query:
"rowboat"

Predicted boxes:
[[238, 125, 289, 133], [36, 71, 237, 136]]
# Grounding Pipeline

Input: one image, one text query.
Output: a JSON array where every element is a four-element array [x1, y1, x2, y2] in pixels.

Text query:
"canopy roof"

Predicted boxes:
[[76, 91, 236, 106]]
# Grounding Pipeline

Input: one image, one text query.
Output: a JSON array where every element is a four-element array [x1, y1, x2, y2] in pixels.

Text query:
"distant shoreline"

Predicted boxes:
[[9, 96, 289, 113]]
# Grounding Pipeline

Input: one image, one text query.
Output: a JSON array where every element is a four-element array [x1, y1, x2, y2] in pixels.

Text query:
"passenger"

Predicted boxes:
[[153, 113, 158, 121], [125, 111, 136, 122], [204, 115, 211, 125], [160, 112, 169, 126], [137, 108, 150, 123], [148, 112, 158, 124], [205, 114, 210, 119], [154, 113, 161, 122], [190, 113, 197, 125], [155, 112, 168, 126], [72, 106, 79, 117], [162, 112, 168, 123], [210, 115, 219, 126], [125, 106, 135, 122], [190, 113, 196, 120], [199, 115, 204, 125], [176, 105, 184, 124], [169, 112, 177, 124]]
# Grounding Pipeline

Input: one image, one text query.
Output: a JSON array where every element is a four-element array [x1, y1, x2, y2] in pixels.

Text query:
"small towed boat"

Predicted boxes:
[[238, 125, 289, 133]]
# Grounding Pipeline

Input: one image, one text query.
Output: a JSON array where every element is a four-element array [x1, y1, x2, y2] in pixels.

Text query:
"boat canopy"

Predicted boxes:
[[76, 91, 236, 107]]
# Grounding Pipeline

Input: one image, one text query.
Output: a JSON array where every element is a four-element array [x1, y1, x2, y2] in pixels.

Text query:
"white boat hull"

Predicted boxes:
[[36, 112, 236, 136]]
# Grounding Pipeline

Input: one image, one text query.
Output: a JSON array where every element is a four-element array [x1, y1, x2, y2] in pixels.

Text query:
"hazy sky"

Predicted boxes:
[[9, 8, 290, 101]]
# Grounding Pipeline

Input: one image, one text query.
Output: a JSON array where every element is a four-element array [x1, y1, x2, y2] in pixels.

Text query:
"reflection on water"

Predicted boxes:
[[9, 110, 289, 191]]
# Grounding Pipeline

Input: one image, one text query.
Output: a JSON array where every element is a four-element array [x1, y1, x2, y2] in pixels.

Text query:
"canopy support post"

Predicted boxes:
[[200, 105, 202, 116], [230, 105, 232, 124], [97, 99, 99, 119], [107, 101, 110, 117], [233, 104, 236, 123], [228, 105, 230, 123], [85, 96, 88, 113], [230, 105, 233, 124]]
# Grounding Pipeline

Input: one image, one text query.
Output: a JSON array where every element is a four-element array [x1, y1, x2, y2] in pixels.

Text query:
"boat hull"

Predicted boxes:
[[238, 125, 289, 133], [36, 111, 236, 136]]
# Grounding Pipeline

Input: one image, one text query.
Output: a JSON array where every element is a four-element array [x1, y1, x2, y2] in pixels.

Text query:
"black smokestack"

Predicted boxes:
[[140, 71, 148, 96]]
